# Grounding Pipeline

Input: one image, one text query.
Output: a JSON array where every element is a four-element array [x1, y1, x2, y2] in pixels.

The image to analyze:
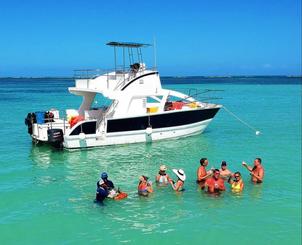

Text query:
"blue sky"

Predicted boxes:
[[0, 0, 301, 76]]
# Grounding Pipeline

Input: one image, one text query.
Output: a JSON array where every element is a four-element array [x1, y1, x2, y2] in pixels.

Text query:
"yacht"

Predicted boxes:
[[25, 41, 221, 149]]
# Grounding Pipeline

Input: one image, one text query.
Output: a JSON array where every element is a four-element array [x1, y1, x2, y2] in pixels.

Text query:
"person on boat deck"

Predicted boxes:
[[228, 171, 244, 192], [95, 179, 109, 203], [204, 169, 225, 194], [219, 161, 233, 180], [169, 169, 186, 192], [242, 158, 264, 183], [197, 158, 212, 189], [100, 172, 115, 190], [156, 165, 171, 185], [138, 176, 153, 196]]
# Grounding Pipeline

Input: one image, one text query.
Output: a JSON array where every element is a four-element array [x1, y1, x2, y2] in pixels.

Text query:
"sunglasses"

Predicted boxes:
[[234, 175, 240, 178]]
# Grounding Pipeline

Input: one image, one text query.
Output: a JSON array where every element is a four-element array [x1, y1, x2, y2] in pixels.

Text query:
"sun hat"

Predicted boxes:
[[159, 165, 167, 171], [101, 172, 108, 179], [172, 169, 186, 181]]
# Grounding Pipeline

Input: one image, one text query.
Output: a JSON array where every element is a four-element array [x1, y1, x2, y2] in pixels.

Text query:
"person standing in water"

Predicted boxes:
[[204, 169, 225, 194], [228, 171, 244, 192], [138, 176, 153, 196], [197, 158, 212, 189], [169, 169, 186, 192], [156, 165, 170, 185], [242, 158, 264, 183], [95, 179, 109, 203], [100, 172, 115, 190], [220, 161, 233, 180]]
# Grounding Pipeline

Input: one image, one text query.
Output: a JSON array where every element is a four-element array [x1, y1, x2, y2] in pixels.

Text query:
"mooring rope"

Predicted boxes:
[[223, 106, 261, 135]]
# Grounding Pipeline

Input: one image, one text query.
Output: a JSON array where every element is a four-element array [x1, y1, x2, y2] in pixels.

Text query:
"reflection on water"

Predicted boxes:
[[29, 134, 211, 179], [249, 182, 263, 200]]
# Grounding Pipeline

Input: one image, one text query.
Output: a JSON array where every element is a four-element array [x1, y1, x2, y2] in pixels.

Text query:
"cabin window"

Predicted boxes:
[[147, 96, 163, 103], [70, 121, 97, 135]]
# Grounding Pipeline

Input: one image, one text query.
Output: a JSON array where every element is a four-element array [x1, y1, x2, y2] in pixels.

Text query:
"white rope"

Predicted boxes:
[[223, 106, 261, 135]]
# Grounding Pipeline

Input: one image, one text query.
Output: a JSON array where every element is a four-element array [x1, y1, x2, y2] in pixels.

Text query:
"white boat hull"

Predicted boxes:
[[62, 119, 212, 149]]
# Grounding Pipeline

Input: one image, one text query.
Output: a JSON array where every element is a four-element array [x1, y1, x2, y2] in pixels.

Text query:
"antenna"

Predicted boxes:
[[153, 37, 157, 69]]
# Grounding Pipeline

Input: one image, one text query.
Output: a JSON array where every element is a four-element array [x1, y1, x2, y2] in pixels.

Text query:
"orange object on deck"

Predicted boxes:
[[69, 115, 84, 128], [171, 101, 184, 110]]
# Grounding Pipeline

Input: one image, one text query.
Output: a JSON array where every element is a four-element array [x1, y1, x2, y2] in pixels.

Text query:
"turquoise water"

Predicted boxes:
[[0, 78, 301, 244]]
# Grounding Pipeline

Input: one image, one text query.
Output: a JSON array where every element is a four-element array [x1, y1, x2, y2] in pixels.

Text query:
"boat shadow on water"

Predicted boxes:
[[29, 133, 211, 168]]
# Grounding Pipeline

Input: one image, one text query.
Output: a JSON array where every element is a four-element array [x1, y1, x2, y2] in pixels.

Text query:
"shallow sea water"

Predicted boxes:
[[0, 78, 301, 244]]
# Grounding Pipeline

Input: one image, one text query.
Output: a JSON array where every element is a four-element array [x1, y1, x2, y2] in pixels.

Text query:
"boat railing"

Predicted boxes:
[[96, 100, 119, 129], [74, 66, 158, 91], [173, 88, 224, 104], [74, 69, 105, 79], [74, 66, 130, 79]]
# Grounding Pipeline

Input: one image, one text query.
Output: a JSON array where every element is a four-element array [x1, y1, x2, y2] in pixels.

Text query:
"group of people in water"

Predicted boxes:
[[95, 157, 264, 203]]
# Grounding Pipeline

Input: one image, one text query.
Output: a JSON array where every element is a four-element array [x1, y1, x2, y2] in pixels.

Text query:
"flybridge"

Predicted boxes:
[[74, 41, 153, 79], [106, 41, 152, 71]]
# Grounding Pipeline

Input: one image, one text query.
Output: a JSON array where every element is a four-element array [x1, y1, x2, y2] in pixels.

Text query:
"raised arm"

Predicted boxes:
[[147, 182, 153, 193], [242, 161, 253, 172], [228, 176, 234, 185]]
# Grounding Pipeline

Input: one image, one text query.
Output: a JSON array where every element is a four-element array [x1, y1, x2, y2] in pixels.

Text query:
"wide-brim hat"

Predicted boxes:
[[159, 165, 167, 171], [172, 169, 186, 181]]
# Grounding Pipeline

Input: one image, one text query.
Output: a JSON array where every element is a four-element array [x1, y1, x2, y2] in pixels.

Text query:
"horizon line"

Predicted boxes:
[[0, 75, 301, 79]]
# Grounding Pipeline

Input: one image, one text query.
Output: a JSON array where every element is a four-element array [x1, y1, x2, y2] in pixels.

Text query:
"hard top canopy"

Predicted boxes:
[[106, 41, 151, 48]]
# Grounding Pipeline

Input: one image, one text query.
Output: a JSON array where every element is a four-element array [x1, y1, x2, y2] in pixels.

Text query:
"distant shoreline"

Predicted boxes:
[[0, 75, 301, 79], [0, 76, 301, 85]]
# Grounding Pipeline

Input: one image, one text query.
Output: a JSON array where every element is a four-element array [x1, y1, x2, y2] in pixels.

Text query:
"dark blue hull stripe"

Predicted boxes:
[[106, 108, 220, 133]]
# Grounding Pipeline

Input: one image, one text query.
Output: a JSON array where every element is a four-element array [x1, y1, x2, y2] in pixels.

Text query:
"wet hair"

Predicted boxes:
[[214, 169, 220, 174], [142, 175, 148, 181], [255, 158, 262, 163], [200, 158, 207, 166], [234, 171, 241, 177], [221, 161, 227, 166]]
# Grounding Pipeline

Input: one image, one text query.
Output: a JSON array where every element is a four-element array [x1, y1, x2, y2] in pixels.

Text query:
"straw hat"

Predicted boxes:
[[159, 165, 167, 171], [172, 169, 186, 181]]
